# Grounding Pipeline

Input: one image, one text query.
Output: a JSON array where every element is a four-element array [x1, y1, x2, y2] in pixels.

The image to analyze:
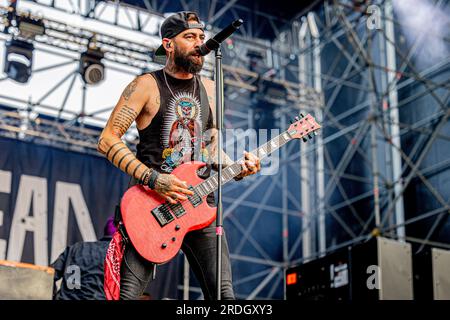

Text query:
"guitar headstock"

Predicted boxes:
[[287, 113, 321, 142]]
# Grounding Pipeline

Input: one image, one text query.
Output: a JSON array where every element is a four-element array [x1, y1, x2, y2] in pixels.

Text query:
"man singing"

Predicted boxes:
[[98, 11, 260, 300]]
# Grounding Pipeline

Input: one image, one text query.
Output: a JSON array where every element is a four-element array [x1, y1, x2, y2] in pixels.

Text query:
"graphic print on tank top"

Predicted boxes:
[[160, 91, 209, 173]]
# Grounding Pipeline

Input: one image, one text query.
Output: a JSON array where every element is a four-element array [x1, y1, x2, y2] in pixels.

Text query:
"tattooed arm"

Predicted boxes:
[[201, 77, 261, 179], [98, 76, 151, 182], [207, 128, 261, 179], [201, 77, 234, 168], [206, 128, 234, 169], [98, 74, 193, 204]]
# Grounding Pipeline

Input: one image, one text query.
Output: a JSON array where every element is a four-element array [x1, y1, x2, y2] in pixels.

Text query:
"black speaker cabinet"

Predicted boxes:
[[285, 245, 350, 300], [286, 236, 413, 300]]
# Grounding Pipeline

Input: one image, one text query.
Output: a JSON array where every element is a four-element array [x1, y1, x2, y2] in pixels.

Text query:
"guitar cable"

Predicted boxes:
[[123, 251, 157, 282]]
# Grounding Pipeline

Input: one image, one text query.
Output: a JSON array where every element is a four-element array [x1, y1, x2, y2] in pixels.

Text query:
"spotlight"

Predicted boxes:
[[225, 38, 234, 50], [79, 48, 105, 85], [3, 39, 34, 83], [17, 15, 45, 39]]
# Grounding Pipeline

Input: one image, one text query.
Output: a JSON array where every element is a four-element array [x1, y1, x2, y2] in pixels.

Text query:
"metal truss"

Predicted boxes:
[[0, 0, 321, 157], [1, 0, 449, 300], [279, 0, 450, 284], [0, 0, 320, 300], [47, 0, 297, 41], [180, 0, 450, 300]]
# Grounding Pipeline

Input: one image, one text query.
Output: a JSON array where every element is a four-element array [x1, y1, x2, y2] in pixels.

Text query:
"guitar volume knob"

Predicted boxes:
[[175, 225, 180, 231], [161, 243, 167, 249]]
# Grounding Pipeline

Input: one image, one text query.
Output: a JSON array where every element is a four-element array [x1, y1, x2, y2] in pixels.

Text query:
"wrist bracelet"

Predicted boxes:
[[143, 170, 151, 186], [147, 170, 160, 189], [140, 169, 151, 186]]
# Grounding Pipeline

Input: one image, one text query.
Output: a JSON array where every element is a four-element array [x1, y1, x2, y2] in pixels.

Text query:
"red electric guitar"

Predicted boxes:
[[120, 114, 321, 264]]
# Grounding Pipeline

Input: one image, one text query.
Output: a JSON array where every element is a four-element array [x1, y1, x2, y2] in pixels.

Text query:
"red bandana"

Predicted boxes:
[[104, 230, 125, 300]]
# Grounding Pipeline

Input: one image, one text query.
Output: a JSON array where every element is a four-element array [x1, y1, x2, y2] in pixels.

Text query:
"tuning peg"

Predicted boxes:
[[294, 116, 300, 121], [313, 131, 318, 136], [302, 137, 307, 142], [290, 119, 295, 124], [308, 134, 312, 139], [299, 113, 305, 118]]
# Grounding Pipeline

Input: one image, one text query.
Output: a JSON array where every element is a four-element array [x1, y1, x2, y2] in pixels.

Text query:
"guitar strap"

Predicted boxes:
[[114, 205, 129, 245], [114, 204, 122, 226]]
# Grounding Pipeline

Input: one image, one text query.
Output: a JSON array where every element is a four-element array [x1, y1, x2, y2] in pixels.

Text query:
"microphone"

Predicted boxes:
[[197, 19, 243, 56]]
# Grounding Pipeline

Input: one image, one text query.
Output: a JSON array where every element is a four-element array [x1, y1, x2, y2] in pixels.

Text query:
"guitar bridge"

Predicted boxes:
[[169, 202, 186, 218], [187, 186, 202, 208], [151, 204, 174, 227]]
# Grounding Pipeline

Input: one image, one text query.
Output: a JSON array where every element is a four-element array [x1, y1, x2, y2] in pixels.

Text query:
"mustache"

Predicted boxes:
[[190, 50, 201, 56]]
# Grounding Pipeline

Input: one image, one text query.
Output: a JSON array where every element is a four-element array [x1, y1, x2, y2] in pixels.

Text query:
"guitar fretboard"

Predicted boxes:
[[193, 130, 293, 197]]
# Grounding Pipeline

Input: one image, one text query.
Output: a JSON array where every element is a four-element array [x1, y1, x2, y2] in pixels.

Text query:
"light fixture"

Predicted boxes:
[[17, 15, 45, 39], [3, 38, 34, 83], [79, 47, 105, 85]]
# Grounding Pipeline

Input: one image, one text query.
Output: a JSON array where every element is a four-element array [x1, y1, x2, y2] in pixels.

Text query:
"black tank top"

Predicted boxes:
[[136, 69, 215, 204]]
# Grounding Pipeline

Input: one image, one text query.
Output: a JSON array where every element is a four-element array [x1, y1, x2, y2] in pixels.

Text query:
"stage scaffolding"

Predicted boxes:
[[0, 0, 449, 299]]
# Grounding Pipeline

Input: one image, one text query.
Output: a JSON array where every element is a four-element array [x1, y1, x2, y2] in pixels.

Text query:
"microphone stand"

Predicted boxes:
[[214, 44, 224, 301], [199, 18, 242, 301]]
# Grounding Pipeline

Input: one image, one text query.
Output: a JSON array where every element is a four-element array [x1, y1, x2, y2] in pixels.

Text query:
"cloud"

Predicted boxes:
[[393, 0, 450, 69]]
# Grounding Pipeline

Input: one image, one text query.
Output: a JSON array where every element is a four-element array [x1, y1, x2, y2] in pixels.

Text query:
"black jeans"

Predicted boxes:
[[119, 179, 235, 300]]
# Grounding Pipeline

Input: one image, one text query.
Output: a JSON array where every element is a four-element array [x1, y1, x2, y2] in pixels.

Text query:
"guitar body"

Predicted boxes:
[[120, 161, 216, 264], [119, 113, 322, 264]]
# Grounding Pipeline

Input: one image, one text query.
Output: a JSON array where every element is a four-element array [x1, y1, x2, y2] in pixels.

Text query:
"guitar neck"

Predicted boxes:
[[194, 130, 293, 197]]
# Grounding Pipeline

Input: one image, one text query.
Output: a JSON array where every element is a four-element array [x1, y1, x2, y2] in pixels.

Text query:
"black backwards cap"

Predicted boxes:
[[155, 11, 205, 56]]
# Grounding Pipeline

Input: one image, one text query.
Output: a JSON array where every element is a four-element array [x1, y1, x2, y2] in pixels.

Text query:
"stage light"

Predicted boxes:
[[17, 15, 45, 39], [3, 39, 34, 83], [79, 47, 105, 85], [225, 38, 234, 50]]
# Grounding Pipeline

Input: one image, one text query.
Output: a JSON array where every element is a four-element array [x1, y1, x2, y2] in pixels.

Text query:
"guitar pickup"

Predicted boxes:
[[169, 202, 186, 218], [187, 186, 202, 208], [151, 204, 174, 227]]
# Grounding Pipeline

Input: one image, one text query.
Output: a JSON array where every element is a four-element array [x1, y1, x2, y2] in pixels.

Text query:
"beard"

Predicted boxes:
[[173, 46, 204, 74]]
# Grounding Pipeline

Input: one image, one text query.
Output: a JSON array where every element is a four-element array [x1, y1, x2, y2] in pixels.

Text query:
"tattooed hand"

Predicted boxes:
[[154, 173, 194, 204], [235, 151, 261, 179]]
